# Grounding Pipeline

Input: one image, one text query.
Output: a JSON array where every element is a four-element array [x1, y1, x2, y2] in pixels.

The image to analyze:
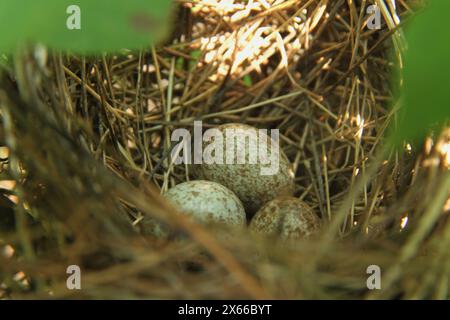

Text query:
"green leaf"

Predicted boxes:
[[189, 49, 201, 70], [390, 1, 450, 145], [0, 0, 173, 54], [243, 74, 253, 87], [175, 57, 185, 70]]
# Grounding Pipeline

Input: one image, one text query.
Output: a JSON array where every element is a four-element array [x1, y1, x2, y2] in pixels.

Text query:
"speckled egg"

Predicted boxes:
[[249, 197, 321, 239], [193, 123, 295, 215], [139, 217, 170, 239], [164, 180, 246, 226]]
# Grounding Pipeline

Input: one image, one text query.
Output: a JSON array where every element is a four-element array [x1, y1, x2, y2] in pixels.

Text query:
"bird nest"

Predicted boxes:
[[1, 0, 449, 299]]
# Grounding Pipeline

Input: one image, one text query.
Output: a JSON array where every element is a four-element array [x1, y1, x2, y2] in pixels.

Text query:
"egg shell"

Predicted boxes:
[[249, 197, 321, 239], [193, 123, 295, 215], [164, 180, 246, 226], [140, 217, 170, 239]]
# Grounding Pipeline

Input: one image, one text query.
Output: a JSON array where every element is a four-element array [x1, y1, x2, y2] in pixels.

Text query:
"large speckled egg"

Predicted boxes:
[[193, 123, 295, 215], [249, 197, 321, 239], [164, 180, 246, 226]]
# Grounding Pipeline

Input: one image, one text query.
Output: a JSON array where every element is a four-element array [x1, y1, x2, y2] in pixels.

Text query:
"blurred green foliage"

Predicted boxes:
[[0, 0, 173, 54], [392, 1, 450, 146], [243, 75, 253, 87]]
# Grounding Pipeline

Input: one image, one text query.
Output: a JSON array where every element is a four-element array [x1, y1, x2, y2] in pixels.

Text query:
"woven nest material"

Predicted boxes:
[[1, 0, 449, 299]]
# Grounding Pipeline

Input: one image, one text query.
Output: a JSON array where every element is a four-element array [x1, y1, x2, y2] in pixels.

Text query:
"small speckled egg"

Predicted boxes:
[[139, 217, 170, 239], [249, 197, 321, 239], [164, 180, 246, 226], [193, 123, 295, 215]]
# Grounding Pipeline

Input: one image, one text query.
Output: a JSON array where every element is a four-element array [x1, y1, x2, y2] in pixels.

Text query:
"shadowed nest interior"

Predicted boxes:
[[1, 0, 450, 299]]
